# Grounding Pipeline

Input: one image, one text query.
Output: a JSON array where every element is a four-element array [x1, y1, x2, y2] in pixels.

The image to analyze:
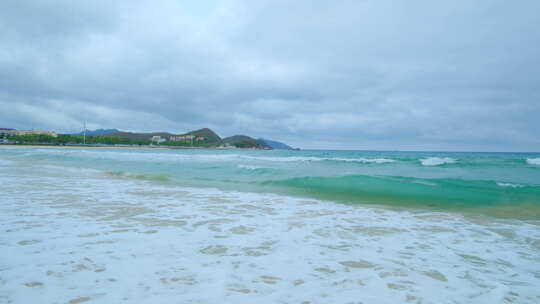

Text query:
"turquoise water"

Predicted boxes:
[[2, 147, 540, 218]]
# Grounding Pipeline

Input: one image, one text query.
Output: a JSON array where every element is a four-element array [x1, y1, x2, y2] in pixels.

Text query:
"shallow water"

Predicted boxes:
[[2, 147, 540, 218], [1, 147, 540, 303]]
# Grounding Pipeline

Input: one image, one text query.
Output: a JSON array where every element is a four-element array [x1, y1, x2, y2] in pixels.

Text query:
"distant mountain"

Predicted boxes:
[[223, 135, 272, 149], [72, 129, 120, 136], [106, 128, 223, 147], [70, 127, 281, 149], [258, 138, 294, 150]]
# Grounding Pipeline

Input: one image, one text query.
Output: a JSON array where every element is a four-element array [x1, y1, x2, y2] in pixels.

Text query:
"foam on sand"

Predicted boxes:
[[0, 158, 13, 166], [1, 161, 539, 303]]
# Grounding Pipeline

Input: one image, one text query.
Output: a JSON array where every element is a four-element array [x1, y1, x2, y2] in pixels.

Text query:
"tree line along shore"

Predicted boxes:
[[0, 128, 295, 150]]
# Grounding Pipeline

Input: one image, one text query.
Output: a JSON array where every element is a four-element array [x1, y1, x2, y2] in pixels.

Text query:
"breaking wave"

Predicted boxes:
[[265, 175, 540, 218], [105, 171, 171, 182], [497, 182, 524, 188], [18, 148, 397, 164], [420, 157, 456, 166], [527, 158, 540, 166]]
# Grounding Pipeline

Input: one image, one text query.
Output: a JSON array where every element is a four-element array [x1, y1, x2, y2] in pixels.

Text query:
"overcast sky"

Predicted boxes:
[[1, 1, 539, 151]]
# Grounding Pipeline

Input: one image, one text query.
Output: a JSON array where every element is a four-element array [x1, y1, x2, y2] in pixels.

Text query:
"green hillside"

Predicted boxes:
[[107, 128, 222, 147], [162, 128, 222, 147], [223, 135, 272, 149], [108, 131, 173, 140], [258, 138, 294, 150], [185, 128, 222, 145], [9, 127, 275, 149]]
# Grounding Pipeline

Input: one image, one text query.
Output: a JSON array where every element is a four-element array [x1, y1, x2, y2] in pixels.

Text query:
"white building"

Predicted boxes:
[[169, 135, 195, 142], [0, 128, 17, 136], [151, 136, 166, 144], [14, 130, 57, 137]]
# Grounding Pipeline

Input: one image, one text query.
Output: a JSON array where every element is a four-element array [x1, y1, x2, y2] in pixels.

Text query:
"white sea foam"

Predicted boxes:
[[237, 164, 265, 170], [1, 160, 539, 304], [333, 157, 395, 163], [40, 164, 103, 175], [19, 148, 396, 164], [0, 158, 12, 166], [242, 156, 396, 163], [411, 179, 438, 186], [420, 157, 456, 166], [526, 158, 540, 165], [241, 155, 319, 162], [497, 182, 524, 188]]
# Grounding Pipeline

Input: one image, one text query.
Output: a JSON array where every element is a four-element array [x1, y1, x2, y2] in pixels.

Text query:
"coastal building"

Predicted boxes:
[[169, 135, 195, 142], [0, 128, 17, 136], [195, 136, 205, 141], [15, 130, 58, 137], [1, 128, 57, 137], [0, 138, 15, 144], [151, 136, 166, 144]]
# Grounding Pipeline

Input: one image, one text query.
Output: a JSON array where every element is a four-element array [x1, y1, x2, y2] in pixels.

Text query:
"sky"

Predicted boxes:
[[1, 0, 539, 151]]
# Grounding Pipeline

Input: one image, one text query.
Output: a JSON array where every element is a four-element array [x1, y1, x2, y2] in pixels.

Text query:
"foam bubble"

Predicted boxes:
[[2, 165, 539, 303], [420, 157, 456, 166]]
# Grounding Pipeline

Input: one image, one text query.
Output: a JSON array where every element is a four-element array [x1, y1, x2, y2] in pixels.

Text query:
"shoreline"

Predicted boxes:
[[2, 144, 538, 221], [0, 144, 241, 151]]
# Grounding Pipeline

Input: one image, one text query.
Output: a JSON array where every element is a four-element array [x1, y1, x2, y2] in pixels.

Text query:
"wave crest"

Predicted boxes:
[[526, 158, 540, 166], [18, 148, 397, 164], [106, 171, 170, 182], [238, 164, 265, 170], [420, 157, 456, 166], [266, 174, 540, 219], [497, 182, 524, 188]]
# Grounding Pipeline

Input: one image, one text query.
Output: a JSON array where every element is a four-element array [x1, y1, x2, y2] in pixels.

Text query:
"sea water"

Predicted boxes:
[[1, 146, 539, 303]]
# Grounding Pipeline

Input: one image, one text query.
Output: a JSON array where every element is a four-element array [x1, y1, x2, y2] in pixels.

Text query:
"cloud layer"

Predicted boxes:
[[1, 0, 539, 151]]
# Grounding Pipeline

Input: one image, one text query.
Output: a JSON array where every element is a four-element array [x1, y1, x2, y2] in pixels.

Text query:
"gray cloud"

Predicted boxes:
[[1, 0, 539, 151]]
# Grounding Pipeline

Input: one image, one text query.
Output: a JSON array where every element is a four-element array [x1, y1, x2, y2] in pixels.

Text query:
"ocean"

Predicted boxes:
[[1, 146, 539, 303]]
